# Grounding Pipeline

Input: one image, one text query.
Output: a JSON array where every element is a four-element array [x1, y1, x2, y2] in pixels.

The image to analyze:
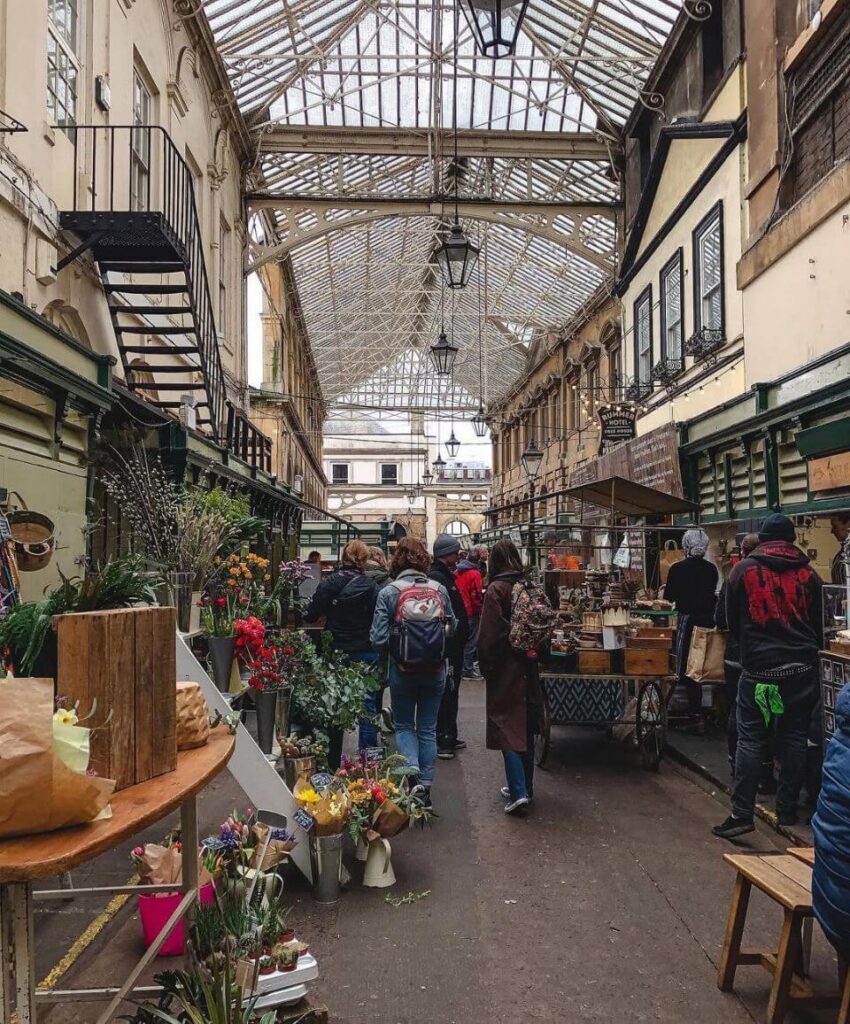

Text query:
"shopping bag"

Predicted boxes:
[[685, 627, 727, 683], [0, 676, 114, 838], [660, 540, 685, 585]]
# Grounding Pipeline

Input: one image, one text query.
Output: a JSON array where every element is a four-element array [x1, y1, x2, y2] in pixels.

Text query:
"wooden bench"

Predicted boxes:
[[718, 851, 850, 1024]]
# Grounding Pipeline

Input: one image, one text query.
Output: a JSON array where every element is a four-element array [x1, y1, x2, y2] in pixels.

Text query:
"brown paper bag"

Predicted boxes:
[[0, 677, 115, 839], [685, 627, 727, 683], [366, 799, 409, 841], [251, 822, 296, 870], [660, 540, 685, 585]]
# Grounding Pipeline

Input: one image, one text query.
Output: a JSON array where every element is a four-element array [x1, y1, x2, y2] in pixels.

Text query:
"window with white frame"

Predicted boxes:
[[634, 287, 653, 387], [330, 463, 349, 485], [660, 251, 684, 362], [47, 0, 79, 132], [444, 520, 471, 536], [380, 463, 399, 486], [131, 72, 152, 211], [693, 203, 724, 335], [218, 217, 231, 341]]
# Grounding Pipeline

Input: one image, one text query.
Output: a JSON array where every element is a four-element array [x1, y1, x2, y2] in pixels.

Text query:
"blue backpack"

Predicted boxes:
[[388, 578, 448, 670]]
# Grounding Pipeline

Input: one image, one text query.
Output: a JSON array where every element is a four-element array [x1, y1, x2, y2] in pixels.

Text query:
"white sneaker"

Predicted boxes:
[[500, 786, 511, 799], [504, 797, 530, 815]]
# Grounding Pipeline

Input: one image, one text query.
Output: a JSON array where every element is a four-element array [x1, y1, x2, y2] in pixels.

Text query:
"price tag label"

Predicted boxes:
[[363, 746, 385, 764], [293, 808, 315, 832], [310, 772, 334, 791]]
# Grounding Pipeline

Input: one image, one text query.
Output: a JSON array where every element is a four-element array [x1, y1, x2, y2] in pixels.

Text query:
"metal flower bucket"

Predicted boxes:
[[7, 493, 55, 572], [308, 832, 345, 905]]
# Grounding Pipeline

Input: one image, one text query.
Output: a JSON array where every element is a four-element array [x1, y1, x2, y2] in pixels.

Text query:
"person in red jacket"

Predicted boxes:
[[457, 547, 484, 678]]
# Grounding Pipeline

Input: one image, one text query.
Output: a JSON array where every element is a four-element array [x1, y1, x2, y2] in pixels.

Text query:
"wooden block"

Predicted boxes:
[[578, 650, 611, 674], [624, 647, 669, 676], [150, 606, 177, 777], [109, 610, 137, 790], [135, 609, 155, 783]]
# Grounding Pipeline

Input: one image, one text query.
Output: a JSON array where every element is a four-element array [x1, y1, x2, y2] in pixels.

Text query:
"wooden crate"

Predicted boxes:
[[578, 649, 611, 674], [625, 635, 672, 650], [631, 625, 675, 640], [624, 647, 670, 676], [56, 607, 177, 790]]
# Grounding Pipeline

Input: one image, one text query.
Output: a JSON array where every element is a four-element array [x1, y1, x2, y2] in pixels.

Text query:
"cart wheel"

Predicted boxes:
[[636, 680, 667, 771], [535, 688, 551, 768]]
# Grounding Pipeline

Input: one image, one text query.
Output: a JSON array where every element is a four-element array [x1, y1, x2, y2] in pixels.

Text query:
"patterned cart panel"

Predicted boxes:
[[541, 675, 625, 725], [820, 652, 850, 749]]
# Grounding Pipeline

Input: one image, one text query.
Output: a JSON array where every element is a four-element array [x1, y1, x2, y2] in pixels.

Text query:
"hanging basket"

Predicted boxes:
[[6, 493, 55, 572]]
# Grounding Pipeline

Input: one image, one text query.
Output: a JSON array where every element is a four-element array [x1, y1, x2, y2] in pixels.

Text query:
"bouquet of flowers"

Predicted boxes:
[[291, 631, 383, 731], [279, 732, 329, 762], [201, 808, 297, 880], [293, 778, 351, 836], [338, 752, 432, 842], [130, 830, 213, 886], [199, 591, 239, 637]]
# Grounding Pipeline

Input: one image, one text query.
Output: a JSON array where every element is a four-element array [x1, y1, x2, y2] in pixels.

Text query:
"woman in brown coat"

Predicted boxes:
[[478, 539, 540, 814]]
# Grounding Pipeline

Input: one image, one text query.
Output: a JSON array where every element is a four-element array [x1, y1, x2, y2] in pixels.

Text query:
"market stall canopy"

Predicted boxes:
[[563, 476, 700, 517]]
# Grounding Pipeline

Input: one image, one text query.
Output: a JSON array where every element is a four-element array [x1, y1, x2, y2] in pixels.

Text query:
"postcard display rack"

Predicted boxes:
[[820, 582, 850, 748]]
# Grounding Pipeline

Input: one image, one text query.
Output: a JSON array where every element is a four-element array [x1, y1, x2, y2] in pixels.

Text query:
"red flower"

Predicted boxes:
[[283, 646, 295, 657], [214, 595, 227, 609]]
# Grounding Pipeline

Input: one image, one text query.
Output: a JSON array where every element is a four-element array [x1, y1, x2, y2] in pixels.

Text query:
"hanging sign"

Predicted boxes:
[[597, 406, 637, 456]]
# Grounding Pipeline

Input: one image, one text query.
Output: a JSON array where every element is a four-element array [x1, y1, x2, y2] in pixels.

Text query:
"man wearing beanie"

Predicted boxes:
[[429, 533, 470, 759], [713, 513, 824, 839]]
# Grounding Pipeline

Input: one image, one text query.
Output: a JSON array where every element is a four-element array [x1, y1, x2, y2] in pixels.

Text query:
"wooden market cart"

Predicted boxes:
[[533, 476, 700, 772]]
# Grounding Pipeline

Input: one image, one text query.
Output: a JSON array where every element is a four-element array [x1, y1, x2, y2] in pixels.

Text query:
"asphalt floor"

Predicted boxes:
[[34, 679, 841, 1023]]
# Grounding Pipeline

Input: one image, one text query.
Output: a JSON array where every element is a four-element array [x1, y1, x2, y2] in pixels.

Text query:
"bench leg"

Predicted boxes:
[[766, 909, 803, 1024], [718, 874, 752, 992]]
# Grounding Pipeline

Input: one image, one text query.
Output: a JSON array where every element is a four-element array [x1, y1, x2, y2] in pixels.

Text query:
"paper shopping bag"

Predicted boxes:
[[685, 627, 727, 683]]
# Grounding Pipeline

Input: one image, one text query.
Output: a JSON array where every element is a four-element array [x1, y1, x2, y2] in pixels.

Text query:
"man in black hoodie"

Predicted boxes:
[[713, 514, 823, 839]]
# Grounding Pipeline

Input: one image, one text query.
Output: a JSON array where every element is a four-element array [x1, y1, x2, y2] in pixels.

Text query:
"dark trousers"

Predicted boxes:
[[732, 674, 817, 821], [437, 658, 462, 749], [725, 662, 775, 784]]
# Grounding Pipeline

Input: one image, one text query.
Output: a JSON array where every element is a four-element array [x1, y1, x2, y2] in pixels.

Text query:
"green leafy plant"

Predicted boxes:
[[0, 556, 157, 674], [291, 631, 382, 732], [137, 962, 276, 1024]]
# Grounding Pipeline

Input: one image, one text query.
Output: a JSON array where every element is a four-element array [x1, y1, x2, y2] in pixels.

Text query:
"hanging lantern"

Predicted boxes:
[[429, 332, 459, 376], [432, 454, 446, 476], [445, 431, 461, 458], [406, 490, 417, 504], [471, 404, 487, 437], [413, 483, 423, 498], [422, 468, 434, 486], [433, 220, 480, 289], [458, 0, 530, 60], [521, 437, 544, 481]]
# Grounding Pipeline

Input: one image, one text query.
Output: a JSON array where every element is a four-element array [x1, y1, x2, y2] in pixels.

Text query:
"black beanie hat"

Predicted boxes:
[[758, 513, 796, 543]]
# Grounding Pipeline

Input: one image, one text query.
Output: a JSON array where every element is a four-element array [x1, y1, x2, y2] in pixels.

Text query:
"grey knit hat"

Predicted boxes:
[[433, 533, 461, 558]]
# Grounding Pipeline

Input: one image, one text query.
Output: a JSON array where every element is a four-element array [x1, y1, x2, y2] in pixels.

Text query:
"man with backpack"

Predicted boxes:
[[428, 534, 470, 760], [304, 539, 380, 758], [370, 538, 457, 803]]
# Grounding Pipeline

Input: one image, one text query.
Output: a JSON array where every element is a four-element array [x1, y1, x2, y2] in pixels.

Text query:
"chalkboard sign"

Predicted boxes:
[[363, 746, 385, 764], [310, 772, 334, 791], [293, 808, 315, 832]]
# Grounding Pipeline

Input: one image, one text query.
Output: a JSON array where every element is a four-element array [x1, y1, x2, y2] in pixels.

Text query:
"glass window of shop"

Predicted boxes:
[[634, 286, 653, 387], [47, 0, 79, 132], [694, 204, 724, 334], [660, 251, 683, 361]]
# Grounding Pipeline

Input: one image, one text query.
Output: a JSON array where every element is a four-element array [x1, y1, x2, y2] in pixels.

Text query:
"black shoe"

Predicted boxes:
[[454, 738, 467, 750], [411, 784, 432, 809], [437, 747, 455, 760], [712, 815, 755, 840], [462, 671, 476, 679], [777, 810, 799, 827]]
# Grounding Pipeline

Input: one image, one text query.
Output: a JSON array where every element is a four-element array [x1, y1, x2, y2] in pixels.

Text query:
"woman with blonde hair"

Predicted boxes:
[[304, 538, 380, 761]]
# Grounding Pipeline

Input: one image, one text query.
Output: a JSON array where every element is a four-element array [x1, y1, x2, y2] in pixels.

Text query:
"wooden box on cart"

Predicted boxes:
[[630, 625, 675, 640], [56, 606, 177, 790], [623, 647, 670, 676], [625, 635, 672, 650], [577, 650, 611, 674]]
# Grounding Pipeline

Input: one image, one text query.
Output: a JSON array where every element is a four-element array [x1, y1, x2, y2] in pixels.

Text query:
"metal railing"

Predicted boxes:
[[66, 125, 228, 441], [226, 403, 273, 474]]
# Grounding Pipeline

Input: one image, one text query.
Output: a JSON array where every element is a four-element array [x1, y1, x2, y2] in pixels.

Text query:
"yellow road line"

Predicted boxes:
[[37, 874, 136, 992]]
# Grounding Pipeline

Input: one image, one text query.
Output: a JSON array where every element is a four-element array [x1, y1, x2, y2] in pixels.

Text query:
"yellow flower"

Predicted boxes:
[[263, 574, 271, 582], [297, 787, 321, 804], [53, 708, 79, 726]]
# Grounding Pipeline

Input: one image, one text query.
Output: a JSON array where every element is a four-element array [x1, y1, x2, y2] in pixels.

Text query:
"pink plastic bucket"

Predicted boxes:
[[138, 882, 215, 957]]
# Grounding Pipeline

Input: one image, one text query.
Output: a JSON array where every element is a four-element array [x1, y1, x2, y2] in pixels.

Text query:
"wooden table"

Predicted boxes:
[[788, 846, 815, 866], [0, 727, 234, 1024]]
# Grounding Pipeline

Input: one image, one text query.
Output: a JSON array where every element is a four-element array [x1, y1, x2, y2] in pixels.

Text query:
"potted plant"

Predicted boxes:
[[277, 947, 299, 973], [257, 954, 275, 976], [200, 592, 240, 692]]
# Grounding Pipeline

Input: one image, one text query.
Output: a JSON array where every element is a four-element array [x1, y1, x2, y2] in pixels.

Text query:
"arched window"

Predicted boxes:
[[444, 520, 471, 537]]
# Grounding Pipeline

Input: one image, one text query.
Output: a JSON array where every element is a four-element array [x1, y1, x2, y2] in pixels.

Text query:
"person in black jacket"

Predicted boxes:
[[715, 533, 775, 790], [428, 534, 470, 760], [304, 539, 379, 761], [665, 528, 719, 724], [713, 514, 824, 839]]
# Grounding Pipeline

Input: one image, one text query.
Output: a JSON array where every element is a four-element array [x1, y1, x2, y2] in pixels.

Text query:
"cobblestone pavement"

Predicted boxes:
[[38, 679, 839, 1023]]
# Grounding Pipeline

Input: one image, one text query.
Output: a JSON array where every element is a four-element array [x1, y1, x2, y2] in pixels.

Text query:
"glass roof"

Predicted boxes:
[[201, 0, 689, 409]]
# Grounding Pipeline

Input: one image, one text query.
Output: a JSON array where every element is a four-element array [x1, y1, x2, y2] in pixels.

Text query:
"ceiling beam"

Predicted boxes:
[[256, 125, 618, 161], [245, 194, 620, 215]]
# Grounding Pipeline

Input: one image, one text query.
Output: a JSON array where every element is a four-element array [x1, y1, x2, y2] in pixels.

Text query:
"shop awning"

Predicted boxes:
[[563, 476, 700, 517]]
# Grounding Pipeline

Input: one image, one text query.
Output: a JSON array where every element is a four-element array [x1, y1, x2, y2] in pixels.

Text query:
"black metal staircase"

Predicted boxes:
[[59, 125, 271, 472]]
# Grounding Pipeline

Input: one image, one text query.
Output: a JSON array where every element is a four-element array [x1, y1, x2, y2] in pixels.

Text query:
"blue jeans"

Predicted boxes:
[[389, 662, 446, 784], [463, 615, 480, 674], [502, 709, 535, 802], [347, 652, 380, 750]]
